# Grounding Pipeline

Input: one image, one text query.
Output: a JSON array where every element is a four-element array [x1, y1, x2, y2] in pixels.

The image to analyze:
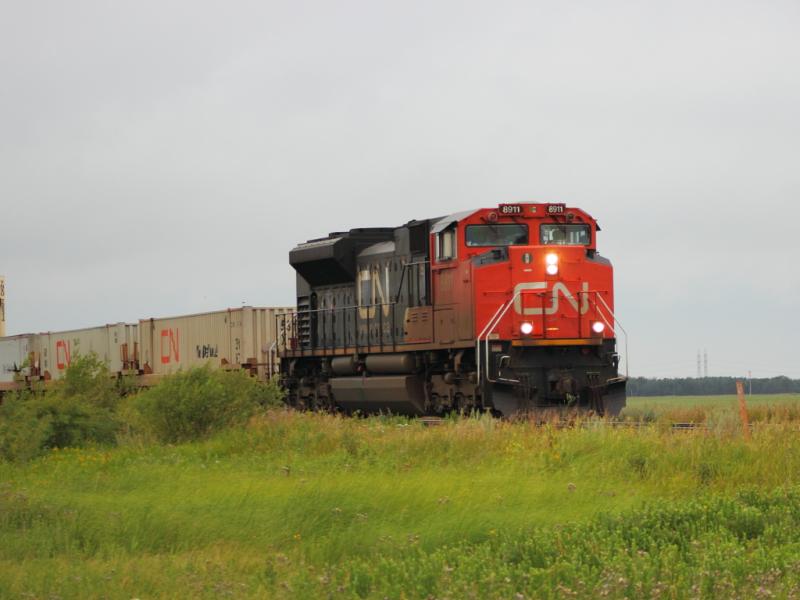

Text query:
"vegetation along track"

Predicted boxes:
[[3, 393, 800, 598]]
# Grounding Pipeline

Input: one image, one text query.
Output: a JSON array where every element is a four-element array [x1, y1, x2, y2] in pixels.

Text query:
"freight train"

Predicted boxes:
[[276, 203, 627, 416], [0, 307, 292, 392], [1, 202, 627, 417]]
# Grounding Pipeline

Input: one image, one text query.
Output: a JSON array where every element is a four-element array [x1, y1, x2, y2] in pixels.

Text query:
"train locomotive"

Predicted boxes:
[[277, 203, 627, 417]]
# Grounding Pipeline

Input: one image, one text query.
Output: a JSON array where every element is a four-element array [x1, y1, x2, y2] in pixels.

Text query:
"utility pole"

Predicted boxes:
[[703, 349, 708, 378], [0, 276, 5, 338]]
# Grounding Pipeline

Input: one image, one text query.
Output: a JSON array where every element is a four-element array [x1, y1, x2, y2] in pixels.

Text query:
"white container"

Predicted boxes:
[[139, 306, 293, 380], [31, 323, 139, 380], [0, 334, 32, 383]]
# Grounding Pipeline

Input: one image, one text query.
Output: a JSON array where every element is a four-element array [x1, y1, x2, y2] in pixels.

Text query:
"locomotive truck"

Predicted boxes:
[[277, 202, 627, 417]]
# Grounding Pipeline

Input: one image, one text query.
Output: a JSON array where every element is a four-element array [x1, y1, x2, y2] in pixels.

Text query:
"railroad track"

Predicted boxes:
[[418, 417, 744, 431], [417, 418, 789, 431], [417, 417, 708, 428]]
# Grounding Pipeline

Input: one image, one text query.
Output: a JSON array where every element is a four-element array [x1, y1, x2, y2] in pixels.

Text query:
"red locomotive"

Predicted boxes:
[[277, 203, 627, 416]]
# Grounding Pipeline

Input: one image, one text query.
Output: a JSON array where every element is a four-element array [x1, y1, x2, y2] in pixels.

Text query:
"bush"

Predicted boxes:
[[128, 366, 284, 443], [0, 356, 285, 459], [0, 391, 118, 462], [0, 353, 126, 461], [53, 352, 124, 409]]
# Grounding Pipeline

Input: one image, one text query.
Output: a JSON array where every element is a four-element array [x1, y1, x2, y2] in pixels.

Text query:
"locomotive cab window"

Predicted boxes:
[[465, 224, 528, 247], [436, 226, 457, 261], [540, 224, 591, 245]]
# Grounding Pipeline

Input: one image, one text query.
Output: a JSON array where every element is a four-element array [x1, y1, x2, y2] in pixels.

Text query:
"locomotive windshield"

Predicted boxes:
[[465, 224, 528, 247], [540, 224, 591, 245]]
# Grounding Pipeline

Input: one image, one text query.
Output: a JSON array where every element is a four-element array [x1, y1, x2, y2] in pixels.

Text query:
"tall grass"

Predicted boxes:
[[2, 410, 800, 598]]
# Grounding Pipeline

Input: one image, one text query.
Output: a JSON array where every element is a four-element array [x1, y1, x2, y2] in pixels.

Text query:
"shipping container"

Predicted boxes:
[[139, 307, 294, 380], [31, 323, 139, 380], [0, 334, 33, 383]]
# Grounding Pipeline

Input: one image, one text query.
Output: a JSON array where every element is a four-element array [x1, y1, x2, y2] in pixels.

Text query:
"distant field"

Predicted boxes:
[[624, 393, 800, 421], [3, 410, 800, 598]]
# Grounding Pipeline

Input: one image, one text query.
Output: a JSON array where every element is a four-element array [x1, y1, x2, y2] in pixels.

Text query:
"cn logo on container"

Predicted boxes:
[[56, 340, 71, 370], [160, 328, 180, 364]]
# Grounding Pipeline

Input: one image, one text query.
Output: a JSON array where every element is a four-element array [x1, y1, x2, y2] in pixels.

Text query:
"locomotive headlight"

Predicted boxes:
[[592, 321, 606, 334], [520, 322, 534, 335], [545, 253, 559, 275]]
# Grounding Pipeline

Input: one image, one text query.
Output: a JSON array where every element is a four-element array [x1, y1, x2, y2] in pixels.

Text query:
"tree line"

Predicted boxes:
[[627, 376, 800, 397]]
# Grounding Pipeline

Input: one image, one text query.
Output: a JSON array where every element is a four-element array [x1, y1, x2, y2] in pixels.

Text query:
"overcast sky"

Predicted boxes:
[[1, 0, 798, 378]]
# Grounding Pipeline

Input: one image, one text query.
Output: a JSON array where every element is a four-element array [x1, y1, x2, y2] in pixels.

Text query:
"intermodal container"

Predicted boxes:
[[0, 334, 33, 383], [138, 307, 293, 380], [31, 323, 139, 379]]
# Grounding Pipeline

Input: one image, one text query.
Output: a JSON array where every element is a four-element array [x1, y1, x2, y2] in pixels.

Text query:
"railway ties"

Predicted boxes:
[[413, 417, 708, 430], [415, 417, 790, 432]]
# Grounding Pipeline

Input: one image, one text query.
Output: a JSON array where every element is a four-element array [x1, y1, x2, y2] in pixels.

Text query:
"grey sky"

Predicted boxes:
[[1, 0, 798, 378]]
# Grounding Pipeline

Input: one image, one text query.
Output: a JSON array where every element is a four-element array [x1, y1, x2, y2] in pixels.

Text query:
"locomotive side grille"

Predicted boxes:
[[296, 296, 311, 348]]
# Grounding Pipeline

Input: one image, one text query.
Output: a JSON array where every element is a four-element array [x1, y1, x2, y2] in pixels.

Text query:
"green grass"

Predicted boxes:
[[2, 405, 800, 598], [627, 392, 800, 411], [624, 393, 800, 424]]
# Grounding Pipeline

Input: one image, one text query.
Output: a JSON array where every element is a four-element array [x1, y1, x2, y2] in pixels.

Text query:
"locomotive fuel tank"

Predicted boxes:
[[329, 374, 426, 415]]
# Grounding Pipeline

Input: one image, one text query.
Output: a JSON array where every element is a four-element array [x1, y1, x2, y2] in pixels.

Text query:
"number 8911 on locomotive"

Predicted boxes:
[[278, 202, 627, 417]]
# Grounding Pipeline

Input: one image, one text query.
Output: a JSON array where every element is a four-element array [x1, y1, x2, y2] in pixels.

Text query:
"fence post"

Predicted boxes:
[[736, 380, 751, 441]]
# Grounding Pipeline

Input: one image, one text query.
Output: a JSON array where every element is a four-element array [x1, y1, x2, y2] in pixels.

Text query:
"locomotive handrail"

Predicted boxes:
[[594, 293, 629, 379], [267, 341, 277, 379], [475, 299, 512, 386], [483, 290, 524, 383], [477, 290, 524, 385], [279, 302, 394, 315]]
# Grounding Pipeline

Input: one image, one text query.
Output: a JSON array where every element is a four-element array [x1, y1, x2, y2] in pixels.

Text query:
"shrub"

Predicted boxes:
[[128, 366, 284, 443], [0, 354, 129, 461], [52, 352, 123, 409], [0, 391, 118, 462]]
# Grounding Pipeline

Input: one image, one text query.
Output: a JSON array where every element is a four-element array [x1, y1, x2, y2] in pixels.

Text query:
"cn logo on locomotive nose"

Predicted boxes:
[[513, 281, 591, 316]]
